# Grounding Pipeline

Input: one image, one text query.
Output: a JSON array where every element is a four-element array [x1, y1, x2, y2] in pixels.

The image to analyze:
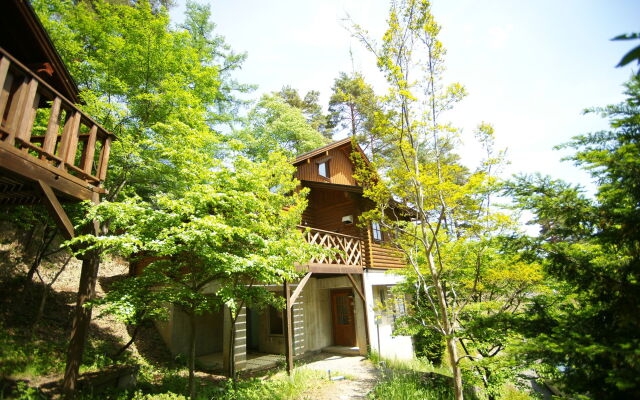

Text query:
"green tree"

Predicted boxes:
[[74, 153, 319, 398], [32, 0, 248, 393], [276, 86, 331, 138], [34, 0, 247, 201], [613, 32, 640, 74], [327, 72, 381, 154], [349, 1, 470, 397], [505, 75, 640, 399], [234, 94, 328, 159], [350, 2, 542, 398]]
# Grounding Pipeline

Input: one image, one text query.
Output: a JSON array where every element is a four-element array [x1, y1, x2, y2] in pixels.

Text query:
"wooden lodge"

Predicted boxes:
[[295, 137, 406, 273], [156, 138, 415, 374], [0, 0, 114, 394]]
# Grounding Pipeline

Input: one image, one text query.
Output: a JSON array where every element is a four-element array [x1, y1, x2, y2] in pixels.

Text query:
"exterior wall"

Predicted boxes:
[[223, 306, 247, 371], [154, 304, 225, 357], [363, 270, 414, 360], [295, 146, 357, 186], [247, 289, 304, 356], [302, 276, 367, 356], [304, 188, 364, 237]]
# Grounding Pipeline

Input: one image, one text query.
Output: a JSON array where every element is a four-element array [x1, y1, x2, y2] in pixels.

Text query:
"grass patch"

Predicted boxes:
[[85, 367, 327, 400], [0, 325, 66, 378], [367, 352, 476, 400], [369, 371, 456, 400]]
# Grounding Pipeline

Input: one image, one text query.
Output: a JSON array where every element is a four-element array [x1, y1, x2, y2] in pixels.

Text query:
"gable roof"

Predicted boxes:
[[293, 137, 372, 167], [1, 0, 80, 103]]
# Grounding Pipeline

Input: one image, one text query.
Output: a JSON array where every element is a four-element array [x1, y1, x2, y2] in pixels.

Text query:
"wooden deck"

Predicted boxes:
[[298, 225, 405, 272], [0, 46, 114, 205]]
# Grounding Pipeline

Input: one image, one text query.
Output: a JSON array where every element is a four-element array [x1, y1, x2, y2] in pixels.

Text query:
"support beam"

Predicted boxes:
[[284, 280, 294, 375], [347, 273, 371, 353], [288, 272, 312, 307], [346, 273, 366, 302], [38, 180, 74, 240]]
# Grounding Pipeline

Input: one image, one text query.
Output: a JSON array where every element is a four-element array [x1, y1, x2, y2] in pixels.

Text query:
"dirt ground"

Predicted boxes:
[[301, 353, 381, 400]]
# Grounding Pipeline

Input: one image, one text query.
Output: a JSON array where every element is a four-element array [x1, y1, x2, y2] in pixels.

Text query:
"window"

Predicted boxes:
[[269, 305, 284, 335], [318, 160, 329, 179], [372, 221, 382, 242]]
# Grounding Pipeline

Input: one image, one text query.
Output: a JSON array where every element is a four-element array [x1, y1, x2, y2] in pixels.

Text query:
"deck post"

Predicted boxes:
[[347, 273, 371, 354], [284, 280, 294, 375], [62, 192, 100, 398]]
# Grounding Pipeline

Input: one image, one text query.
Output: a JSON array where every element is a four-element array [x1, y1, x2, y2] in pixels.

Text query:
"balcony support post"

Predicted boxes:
[[347, 273, 371, 353], [289, 272, 312, 306], [38, 180, 74, 240], [284, 280, 294, 375]]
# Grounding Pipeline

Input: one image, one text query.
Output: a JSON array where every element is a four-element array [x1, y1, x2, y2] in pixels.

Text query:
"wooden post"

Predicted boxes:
[[346, 274, 371, 354], [62, 112, 81, 166], [5, 77, 29, 144], [15, 78, 39, 143], [284, 280, 294, 375], [0, 56, 13, 120], [62, 192, 100, 398], [96, 135, 112, 183], [42, 97, 61, 156], [81, 125, 98, 174]]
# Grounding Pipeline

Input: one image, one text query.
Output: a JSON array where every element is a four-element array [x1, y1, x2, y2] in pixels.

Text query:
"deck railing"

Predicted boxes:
[[0, 47, 113, 189], [300, 226, 363, 266]]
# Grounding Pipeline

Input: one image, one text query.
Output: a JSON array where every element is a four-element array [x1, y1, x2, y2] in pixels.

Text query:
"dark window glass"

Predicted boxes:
[[372, 221, 382, 241], [269, 305, 284, 335]]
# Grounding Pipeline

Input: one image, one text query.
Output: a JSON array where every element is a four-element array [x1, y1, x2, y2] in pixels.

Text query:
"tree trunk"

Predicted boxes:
[[113, 324, 141, 358], [446, 336, 464, 400], [188, 313, 197, 400], [62, 252, 100, 398], [427, 251, 464, 400]]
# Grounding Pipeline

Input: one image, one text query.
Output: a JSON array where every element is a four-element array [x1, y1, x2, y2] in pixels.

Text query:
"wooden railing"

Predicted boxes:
[[300, 226, 363, 266], [0, 47, 113, 189]]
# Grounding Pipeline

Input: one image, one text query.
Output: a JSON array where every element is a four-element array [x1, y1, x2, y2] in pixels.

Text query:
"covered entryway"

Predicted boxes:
[[331, 289, 357, 347]]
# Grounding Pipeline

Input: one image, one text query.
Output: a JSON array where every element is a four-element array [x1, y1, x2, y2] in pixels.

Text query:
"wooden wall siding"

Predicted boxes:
[[301, 186, 406, 269], [308, 188, 363, 237], [370, 241, 405, 269], [362, 213, 406, 270], [296, 147, 357, 186]]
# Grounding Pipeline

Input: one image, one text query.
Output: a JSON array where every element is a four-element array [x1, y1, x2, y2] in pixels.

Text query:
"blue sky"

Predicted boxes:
[[171, 0, 639, 190]]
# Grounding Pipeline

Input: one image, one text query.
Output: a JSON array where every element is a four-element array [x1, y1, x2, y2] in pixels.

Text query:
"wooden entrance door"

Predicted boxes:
[[331, 289, 356, 346]]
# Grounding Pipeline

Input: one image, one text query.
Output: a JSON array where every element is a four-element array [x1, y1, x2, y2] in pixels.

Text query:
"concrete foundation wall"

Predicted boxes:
[[302, 276, 367, 355], [154, 273, 380, 370], [154, 304, 224, 357]]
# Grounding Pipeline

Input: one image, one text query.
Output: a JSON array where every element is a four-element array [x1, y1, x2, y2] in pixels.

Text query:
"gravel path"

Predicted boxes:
[[300, 353, 381, 400]]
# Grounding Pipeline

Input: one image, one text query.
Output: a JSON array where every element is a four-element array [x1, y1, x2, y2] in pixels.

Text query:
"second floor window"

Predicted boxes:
[[372, 221, 382, 242], [318, 161, 329, 178]]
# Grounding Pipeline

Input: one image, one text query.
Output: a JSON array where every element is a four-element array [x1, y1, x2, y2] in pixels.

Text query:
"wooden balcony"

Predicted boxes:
[[299, 226, 364, 273], [0, 47, 114, 204]]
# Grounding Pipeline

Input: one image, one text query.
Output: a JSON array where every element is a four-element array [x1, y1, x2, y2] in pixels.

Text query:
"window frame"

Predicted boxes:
[[317, 160, 330, 179]]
